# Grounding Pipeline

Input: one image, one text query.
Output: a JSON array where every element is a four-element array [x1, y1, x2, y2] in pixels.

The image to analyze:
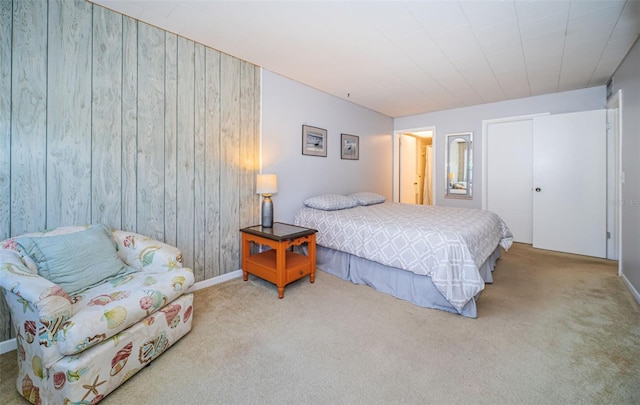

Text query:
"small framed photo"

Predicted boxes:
[[341, 134, 359, 160], [302, 125, 327, 157]]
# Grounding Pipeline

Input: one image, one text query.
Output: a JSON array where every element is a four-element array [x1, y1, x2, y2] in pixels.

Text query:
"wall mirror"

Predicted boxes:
[[445, 132, 473, 199]]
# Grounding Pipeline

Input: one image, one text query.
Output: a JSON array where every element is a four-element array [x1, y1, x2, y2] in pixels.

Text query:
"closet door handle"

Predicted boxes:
[[535, 187, 541, 192]]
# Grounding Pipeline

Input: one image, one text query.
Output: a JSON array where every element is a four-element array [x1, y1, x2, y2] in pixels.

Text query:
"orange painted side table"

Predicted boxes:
[[240, 222, 317, 299]]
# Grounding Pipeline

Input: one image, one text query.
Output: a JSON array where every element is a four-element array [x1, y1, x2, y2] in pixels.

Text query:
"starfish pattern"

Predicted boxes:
[[81, 375, 106, 401], [165, 258, 180, 270], [17, 297, 33, 313]]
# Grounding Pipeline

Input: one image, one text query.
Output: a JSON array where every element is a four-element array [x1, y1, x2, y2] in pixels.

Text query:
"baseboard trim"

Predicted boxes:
[[187, 269, 243, 292], [0, 338, 15, 355], [621, 271, 640, 306], [0, 270, 244, 356]]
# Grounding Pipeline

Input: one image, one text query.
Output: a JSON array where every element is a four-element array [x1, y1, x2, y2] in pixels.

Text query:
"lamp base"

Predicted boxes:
[[261, 195, 273, 228]]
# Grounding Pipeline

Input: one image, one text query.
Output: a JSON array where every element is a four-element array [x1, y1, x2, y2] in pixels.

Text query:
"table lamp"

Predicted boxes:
[[256, 174, 278, 228]]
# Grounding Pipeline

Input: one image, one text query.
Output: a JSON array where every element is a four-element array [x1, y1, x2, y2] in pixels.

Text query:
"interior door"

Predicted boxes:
[[423, 145, 433, 205], [486, 120, 533, 243], [532, 110, 606, 258], [399, 134, 417, 204]]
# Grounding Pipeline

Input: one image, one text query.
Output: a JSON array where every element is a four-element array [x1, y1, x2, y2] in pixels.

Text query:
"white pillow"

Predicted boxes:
[[350, 192, 386, 206], [303, 194, 358, 211]]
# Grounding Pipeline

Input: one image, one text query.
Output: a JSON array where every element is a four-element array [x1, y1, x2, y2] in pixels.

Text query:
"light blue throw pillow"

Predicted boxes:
[[14, 224, 134, 295]]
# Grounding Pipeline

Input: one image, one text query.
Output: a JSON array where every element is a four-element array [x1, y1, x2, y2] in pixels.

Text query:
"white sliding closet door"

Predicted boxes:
[[532, 110, 606, 258], [486, 120, 533, 243]]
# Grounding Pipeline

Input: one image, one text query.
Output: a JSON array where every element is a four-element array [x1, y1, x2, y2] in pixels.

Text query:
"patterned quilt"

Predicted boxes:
[[293, 202, 513, 313]]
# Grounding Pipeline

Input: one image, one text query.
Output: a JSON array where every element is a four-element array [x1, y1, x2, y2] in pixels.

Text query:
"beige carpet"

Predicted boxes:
[[1, 243, 639, 404]]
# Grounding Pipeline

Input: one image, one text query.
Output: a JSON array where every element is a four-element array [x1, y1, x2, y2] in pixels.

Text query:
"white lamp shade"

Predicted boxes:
[[256, 174, 278, 194]]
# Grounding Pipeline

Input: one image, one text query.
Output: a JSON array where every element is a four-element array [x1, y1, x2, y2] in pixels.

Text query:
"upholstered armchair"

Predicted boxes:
[[0, 224, 195, 404]]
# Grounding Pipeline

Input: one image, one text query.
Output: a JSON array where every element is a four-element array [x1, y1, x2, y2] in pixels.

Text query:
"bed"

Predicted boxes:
[[293, 193, 513, 318]]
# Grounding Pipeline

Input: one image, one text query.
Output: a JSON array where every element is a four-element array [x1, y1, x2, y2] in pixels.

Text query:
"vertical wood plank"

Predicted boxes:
[[92, 5, 123, 227], [11, 0, 48, 235], [0, 0, 12, 342], [0, 0, 10, 342], [121, 16, 137, 232], [0, 0, 11, 241], [239, 60, 258, 229], [164, 33, 178, 246], [137, 22, 165, 241], [204, 48, 221, 279], [46, 0, 92, 228], [176, 36, 195, 269], [253, 66, 262, 224], [219, 53, 241, 273], [193, 43, 206, 276], [0, 288, 10, 340], [0, 0, 10, 335]]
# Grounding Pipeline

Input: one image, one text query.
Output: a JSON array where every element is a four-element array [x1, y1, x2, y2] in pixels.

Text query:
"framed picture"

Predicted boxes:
[[341, 134, 359, 160], [302, 125, 327, 157]]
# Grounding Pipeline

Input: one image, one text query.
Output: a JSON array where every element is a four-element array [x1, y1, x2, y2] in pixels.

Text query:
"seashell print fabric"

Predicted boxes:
[[112, 230, 184, 272], [0, 225, 195, 404], [54, 265, 193, 356], [14, 293, 194, 405]]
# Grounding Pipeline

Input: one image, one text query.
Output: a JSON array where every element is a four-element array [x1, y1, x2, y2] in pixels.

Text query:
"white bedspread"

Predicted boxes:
[[293, 203, 513, 313]]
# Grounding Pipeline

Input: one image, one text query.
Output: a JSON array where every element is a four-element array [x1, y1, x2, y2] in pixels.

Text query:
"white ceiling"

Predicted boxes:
[[91, 0, 640, 118]]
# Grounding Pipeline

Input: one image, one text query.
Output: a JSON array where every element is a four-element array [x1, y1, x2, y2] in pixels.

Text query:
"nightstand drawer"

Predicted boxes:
[[246, 249, 311, 283], [285, 254, 311, 283]]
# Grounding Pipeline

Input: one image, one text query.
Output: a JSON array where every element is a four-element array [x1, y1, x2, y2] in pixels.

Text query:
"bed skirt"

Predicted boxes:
[[306, 245, 503, 318]]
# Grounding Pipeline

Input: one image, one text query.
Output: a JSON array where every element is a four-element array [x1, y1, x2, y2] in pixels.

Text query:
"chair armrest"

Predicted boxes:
[[1, 249, 72, 368], [112, 230, 184, 272], [0, 249, 73, 317]]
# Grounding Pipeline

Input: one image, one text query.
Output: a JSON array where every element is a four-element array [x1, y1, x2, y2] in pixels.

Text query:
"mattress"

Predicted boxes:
[[294, 202, 513, 313]]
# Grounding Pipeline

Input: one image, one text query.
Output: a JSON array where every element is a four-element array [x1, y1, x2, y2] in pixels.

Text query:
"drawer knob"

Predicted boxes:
[[299, 270, 303, 275]]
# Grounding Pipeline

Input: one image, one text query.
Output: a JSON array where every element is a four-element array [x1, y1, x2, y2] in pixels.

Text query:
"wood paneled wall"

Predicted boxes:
[[0, 0, 261, 341]]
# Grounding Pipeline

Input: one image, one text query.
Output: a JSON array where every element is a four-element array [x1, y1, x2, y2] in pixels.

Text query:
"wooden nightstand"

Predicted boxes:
[[240, 222, 317, 298]]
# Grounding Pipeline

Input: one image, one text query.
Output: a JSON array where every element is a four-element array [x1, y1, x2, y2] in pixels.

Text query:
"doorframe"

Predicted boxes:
[[482, 109, 620, 261], [481, 113, 549, 210], [393, 126, 436, 203], [606, 89, 623, 268]]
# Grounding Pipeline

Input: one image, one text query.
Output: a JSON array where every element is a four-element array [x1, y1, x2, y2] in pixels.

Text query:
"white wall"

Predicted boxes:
[[261, 70, 394, 224], [611, 38, 640, 302], [395, 87, 606, 209]]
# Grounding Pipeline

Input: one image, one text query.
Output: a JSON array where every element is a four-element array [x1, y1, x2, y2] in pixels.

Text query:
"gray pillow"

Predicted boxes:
[[350, 192, 386, 206], [303, 194, 358, 210]]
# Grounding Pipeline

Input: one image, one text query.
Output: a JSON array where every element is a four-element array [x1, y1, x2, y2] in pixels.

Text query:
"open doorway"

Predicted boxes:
[[393, 127, 435, 205]]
